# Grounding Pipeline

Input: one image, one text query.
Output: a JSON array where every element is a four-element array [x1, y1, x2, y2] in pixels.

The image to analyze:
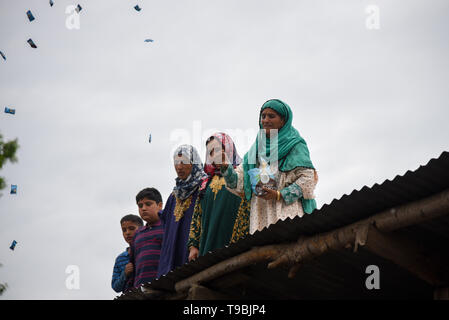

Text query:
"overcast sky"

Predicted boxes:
[[0, 0, 448, 299]]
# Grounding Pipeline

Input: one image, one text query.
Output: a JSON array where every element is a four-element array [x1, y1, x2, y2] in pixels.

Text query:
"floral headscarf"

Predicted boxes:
[[201, 132, 242, 190]]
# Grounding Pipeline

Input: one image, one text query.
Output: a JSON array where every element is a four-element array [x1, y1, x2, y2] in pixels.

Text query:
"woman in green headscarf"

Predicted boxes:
[[220, 99, 318, 234]]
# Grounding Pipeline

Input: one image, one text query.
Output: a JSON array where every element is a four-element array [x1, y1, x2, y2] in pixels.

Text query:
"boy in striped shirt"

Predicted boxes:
[[111, 214, 143, 293], [127, 187, 164, 289]]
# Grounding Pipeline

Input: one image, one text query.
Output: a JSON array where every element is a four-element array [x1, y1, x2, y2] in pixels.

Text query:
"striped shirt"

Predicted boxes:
[[129, 220, 164, 288], [111, 248, 130, 293]]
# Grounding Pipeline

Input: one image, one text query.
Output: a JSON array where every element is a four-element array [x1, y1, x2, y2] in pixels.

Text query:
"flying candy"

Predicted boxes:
[[4, 107, 15, 115], [0, 51, 5, 61], [75, 4, 82, 13], [27, 39, 37, 48], [134, 5, 142, 12], [10, 185, 17, 194], [50, 0, 54, 7], [26, 10, 35, 22], [10, 240, 18, 251], [144, 39, 154, 43]]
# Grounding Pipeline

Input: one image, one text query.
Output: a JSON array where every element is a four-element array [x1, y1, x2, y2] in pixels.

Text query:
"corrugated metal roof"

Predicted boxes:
[[118, 151, 449, 298]]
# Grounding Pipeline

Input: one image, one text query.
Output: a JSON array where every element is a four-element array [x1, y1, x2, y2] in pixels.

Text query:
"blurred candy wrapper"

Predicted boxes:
[[134, 5, 142, 11], [26, 10, 35, 22], [75, 4, 82, 13], [10, 185, 17, 194], [248, 162, 277, 196], [0, 51, 6, 61], [27, 39, 37, 48], [144, 39, 154, 42], [10, 240, 18, 251], [149, 134, 152, 143], [50, 0, 54, 7], [4, 107, 16, 114]]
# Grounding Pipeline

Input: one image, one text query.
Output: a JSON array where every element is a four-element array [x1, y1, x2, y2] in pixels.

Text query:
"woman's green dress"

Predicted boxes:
[[188, 175, 250, 256]]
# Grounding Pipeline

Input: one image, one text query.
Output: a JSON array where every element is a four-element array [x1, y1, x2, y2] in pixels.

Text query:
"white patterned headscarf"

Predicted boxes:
[[172, 145, 208, 200]]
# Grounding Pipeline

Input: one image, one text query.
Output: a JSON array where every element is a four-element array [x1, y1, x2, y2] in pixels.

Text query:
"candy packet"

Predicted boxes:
[[248, 161, 277, 196]]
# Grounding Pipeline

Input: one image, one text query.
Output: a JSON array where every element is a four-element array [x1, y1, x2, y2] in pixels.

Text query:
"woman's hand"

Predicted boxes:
[[189, 247, 199, 262], [258, 187, 280, 201], [213, 151, 230, 170]]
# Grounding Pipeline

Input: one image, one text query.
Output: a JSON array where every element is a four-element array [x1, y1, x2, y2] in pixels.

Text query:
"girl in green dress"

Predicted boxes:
[[187, 132, 250, 261]]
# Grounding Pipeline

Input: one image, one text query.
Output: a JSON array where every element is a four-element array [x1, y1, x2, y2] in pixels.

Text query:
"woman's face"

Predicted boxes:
[[206, 138, 227, 168], [260, 108, 285, 135], [174, 155, 193, 180]]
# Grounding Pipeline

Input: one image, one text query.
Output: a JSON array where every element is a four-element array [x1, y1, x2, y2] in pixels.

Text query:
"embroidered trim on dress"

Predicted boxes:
[[173, 194, 193, 222], [209, 175, 227, 200], [230, 198, 250, 243]]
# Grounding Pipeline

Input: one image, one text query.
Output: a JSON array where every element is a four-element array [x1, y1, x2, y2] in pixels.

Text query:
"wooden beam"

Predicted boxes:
[[209, 267, 306, 299], [187, 284, 232, 300], [175, 245, 287, 293], [434, 287, 449, 300], [365, 226, 446, 286], [166, 292, 188, 300], [208, 271, 252, 289], [373, 189, 449, 232]]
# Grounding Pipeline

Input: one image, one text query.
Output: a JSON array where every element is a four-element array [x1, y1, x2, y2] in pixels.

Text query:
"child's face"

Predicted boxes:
[[121, 221, 140, 245], [137, 197, 162, 224]]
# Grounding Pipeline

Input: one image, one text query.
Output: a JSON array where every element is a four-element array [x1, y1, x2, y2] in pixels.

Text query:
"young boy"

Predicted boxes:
[[111, 214, 143, 293], [127, 187, 164, 289]]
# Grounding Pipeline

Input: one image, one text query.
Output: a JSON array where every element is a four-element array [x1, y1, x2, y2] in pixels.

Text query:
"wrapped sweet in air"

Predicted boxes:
[[10, 240, 18, 251], [75, 4, 82, 13], [4, 107, 15, 114], [26, 10, 35, 22], [144, 39, 154, 43], [134, 5, 142, 11], [10, 185, 17, 194], [50, 0, 54, 7], [27, 39, 37, 48], [0, 51, 5, 61], [149, 134, 152, 143]]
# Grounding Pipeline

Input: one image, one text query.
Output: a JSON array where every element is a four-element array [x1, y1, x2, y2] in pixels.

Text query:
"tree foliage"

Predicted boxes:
[[0, 133, 20, 193], [0, 132, 20, 291], [0, 263, 7, 296]]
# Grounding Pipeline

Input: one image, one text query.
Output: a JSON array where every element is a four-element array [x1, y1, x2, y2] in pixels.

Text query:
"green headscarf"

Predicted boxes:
[[242, 99, 317, 213]]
